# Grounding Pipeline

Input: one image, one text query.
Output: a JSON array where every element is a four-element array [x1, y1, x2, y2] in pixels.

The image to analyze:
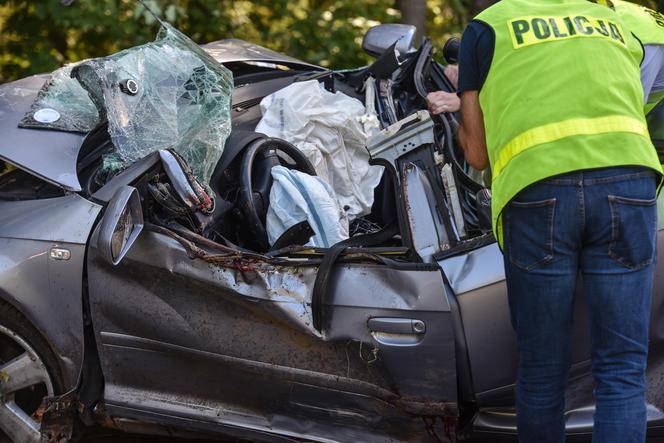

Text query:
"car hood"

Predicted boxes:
[[0, 38, 320, 191]]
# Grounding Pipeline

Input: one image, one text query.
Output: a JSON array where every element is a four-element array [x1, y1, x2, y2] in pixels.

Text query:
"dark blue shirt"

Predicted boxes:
[[457, 20, 496, 94]]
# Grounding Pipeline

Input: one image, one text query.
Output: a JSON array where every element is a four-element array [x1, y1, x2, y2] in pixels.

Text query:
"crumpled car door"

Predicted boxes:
[[85, 154, 458, 442], [86, 221, 458, 442]]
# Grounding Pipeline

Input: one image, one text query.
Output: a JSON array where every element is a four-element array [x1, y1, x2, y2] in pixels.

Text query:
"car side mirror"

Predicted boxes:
[[362, 24, 418, 58], [97, 185, 144, 265]]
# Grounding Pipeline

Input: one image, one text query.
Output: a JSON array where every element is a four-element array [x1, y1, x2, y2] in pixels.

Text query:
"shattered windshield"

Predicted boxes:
[[20, 23, 233, 185], [19, 63, 100, 133]]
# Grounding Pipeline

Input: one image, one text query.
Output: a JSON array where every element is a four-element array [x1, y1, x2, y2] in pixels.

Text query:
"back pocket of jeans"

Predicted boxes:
[[608, 195, 657, 270], [507, 198, 556, 271]]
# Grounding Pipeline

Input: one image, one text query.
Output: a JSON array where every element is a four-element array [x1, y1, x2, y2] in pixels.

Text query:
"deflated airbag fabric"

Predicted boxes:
[[256, 80, 383, 219], [266, 165, 349, 248]]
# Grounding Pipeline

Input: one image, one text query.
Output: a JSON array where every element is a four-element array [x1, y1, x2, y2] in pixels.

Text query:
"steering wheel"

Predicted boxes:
[[239, 137, 316, 251]]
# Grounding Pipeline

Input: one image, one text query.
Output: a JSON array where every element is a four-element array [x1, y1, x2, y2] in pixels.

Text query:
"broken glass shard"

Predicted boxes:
[[19, 63, 100, 133], [73, 23, 233, 185], [20, 23, 233, 186]]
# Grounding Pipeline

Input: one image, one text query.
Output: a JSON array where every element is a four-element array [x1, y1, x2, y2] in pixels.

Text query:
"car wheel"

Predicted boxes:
[[0, 303, 63, 443]]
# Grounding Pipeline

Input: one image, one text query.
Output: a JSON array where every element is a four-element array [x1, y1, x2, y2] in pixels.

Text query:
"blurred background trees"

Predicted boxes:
[[0, 0, 658, 83]]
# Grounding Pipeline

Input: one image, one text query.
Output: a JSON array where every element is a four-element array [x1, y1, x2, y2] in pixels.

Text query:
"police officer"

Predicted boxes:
[[456, 1, 662, 442], [429, 1, 664, 115], [611, 0, 664, 113]]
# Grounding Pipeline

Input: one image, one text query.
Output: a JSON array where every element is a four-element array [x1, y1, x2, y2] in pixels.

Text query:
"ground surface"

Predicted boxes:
[[1, 432, 662, 442]]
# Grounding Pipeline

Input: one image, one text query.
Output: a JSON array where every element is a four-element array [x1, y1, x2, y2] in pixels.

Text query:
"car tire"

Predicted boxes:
[[0, 302, 64, 443]]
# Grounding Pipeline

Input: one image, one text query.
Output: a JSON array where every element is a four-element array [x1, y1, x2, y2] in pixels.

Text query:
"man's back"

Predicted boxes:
[[473, 0, 659, 240], [456, 1, 662, 442]]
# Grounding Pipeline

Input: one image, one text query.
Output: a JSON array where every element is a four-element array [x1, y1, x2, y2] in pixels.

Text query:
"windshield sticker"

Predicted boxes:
[[33, 108, 61, 124]]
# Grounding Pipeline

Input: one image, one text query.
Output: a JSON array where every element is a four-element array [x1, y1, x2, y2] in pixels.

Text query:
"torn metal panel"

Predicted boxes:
[[438, 243, 505, 295], [85, 233, 429, 440], [85, 210, 458, 438], [440, 164, 465, 238], [366, 110, 434, 184], [403, 163, 449, 262], [40, 393, 80, 443], [103, 228, 323, 338]]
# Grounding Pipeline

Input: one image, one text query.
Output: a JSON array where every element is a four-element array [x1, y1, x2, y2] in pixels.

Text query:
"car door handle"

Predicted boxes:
[[367, 318, 426, 334]]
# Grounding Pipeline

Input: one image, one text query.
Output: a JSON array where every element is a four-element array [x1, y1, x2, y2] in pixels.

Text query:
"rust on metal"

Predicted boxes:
[[39, 393, 80, 443]]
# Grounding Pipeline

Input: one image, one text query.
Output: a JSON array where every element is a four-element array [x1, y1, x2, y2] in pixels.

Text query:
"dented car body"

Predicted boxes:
[[1, 19, 664, 443]]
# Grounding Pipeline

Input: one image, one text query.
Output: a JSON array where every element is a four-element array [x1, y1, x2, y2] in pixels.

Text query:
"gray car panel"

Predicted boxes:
[[325, 265, 457, 402], [0, 194, 100, 243], [454, 275, 591, 400], [85, 220, 455, 441], [652, 192, 664, 343], [0, 194, 101, 389], [439, 243, 504, 295], [0, 75, 86, 192]]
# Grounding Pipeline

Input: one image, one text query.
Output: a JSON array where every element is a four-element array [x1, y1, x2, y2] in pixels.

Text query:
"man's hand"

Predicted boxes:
[[458, 91, 489, 171], [426, 91, 460, 114], [444, 65, 459, 89]]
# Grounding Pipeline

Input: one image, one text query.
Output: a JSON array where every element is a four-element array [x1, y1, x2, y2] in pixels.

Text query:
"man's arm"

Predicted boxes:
[[458, 90, 489, 170], [642, 44, 664, 103], [426, 65, 461, 114], [426, 91, 461, 114]]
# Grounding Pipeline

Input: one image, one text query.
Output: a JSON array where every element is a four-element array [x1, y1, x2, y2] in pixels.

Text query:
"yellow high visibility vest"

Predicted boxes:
[[474, 0, 661, 244]]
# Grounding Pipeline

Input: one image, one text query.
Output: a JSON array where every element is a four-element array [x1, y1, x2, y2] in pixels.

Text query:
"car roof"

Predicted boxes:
[[202, 38, 324, 71]]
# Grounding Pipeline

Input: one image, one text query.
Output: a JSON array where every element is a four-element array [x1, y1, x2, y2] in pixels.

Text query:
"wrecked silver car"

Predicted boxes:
[[1, 16, 664, 443]]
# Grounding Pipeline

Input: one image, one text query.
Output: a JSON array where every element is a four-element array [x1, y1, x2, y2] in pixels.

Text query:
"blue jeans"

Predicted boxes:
[[502, 166, 658, 443]]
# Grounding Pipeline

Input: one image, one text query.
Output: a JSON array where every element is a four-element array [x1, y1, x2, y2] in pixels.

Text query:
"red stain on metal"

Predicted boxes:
[[230, 258, 257, 272], [422, 415, 459, 443]]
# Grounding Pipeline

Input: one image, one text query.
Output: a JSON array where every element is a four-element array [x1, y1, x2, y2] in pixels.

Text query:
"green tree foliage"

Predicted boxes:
[[0, 0, 659, 83], [0, 0, 470, 83]]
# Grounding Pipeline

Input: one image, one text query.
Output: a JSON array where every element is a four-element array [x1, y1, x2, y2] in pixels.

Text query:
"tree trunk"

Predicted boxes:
[[397, 0, 427, 43]]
